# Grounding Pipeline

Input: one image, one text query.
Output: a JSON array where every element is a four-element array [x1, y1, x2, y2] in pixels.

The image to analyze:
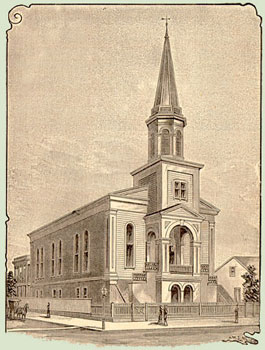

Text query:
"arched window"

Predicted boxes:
[[74, 234, 79, 273], [36, 249, 40, 279], [176, 130, 182, 156], [58, 240, 62, 275], [51, 243, 55, 276], [161, 129, 170, 155], [83, 231, 90, 272], [126, 224, 134, 267], [146, 232, 156, 262]]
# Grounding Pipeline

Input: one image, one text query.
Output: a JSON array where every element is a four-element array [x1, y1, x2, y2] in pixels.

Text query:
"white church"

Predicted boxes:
[[28, 22, 221, 305]]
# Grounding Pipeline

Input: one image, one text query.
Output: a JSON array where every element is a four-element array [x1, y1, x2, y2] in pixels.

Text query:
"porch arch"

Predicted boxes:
[[165, 221, 198, 242]]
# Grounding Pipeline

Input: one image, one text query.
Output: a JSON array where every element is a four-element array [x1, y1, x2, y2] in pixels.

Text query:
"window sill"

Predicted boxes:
[[124, 266, 135, 270]]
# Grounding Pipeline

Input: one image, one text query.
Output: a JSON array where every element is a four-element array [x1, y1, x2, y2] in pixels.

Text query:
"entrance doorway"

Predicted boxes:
[[183, 285, 193, 303], [171, 284, 181, 303]]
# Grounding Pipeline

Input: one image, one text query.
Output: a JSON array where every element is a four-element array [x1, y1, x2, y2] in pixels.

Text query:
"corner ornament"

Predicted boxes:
[[8, 5, 30, 31]]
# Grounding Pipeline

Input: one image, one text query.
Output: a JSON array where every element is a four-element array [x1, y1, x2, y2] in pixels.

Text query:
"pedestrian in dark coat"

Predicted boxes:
[[47, 302, 50, 318], [164, 306, 168, 326], [234, 303, 239, 323], [158, 306, 163, 325]]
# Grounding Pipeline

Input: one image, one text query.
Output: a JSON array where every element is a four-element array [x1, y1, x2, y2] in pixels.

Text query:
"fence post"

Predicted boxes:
[[252, 302, 255, 317], [244, 301, 247, 318], [131, 303, 134, 322], [145, 303, 148, 321]]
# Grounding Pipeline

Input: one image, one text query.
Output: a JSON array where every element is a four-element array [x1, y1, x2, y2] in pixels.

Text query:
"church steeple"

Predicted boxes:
[[146, 20, 186, 162], [152, 19, 181, 116]]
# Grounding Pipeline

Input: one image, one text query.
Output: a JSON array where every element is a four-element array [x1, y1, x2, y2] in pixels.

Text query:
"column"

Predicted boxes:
[[209, 223, 215, 275], [181, 289, 184, 303], [161, 239, 170, 273], [109, 210, 117, 277], [192, 242, 201, 275]]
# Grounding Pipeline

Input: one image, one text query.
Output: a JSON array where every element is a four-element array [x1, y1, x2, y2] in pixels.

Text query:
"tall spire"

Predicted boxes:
[[151, 19, 182, 117]]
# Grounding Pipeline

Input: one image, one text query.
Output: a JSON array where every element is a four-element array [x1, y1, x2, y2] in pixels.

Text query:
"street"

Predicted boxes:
[[6, 318, 260, 346]]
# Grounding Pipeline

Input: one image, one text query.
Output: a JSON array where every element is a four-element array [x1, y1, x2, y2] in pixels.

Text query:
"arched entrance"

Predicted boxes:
[[169, 226, 193, 267], [183, 285, 193, 303], [171, 284, 181, 303]]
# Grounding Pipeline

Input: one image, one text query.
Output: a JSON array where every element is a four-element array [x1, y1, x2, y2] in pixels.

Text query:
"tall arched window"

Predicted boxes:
[[126, 224, 134, 267], [51, 243, 55, 276], [74, 234, 79, 273], [58, 240, 62, 275], [83, 231, 90, 272], [176, 130, 182, 156], [161, 129, 170, 155]]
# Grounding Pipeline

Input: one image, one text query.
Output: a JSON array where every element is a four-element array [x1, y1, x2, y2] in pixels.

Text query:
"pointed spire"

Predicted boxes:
[[151, 19, 182, 116]]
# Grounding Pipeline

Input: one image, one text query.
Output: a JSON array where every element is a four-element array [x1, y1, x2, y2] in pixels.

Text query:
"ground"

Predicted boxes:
[[6, 318, 260, 346]]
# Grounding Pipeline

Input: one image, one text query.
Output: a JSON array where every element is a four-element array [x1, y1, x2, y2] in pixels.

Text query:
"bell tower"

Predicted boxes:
[[147, 19, 186, 162]]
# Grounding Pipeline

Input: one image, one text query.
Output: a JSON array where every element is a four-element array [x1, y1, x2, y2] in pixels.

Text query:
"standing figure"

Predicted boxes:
[[47, 302, 50, 318], [234, 303, 239, 323], [158, 306, 163, 325], [164, 306, 168, 326]]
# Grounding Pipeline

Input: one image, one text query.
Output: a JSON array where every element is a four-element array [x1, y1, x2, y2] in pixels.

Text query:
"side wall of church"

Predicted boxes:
[[30, 210, 108, 300]]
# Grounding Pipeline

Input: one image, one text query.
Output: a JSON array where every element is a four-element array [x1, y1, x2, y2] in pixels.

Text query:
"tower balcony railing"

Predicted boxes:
[[133, 273, 147, 282], [145, 262, 159, 271], [200, 264, 209, 274], [169, 264, 193, 275]]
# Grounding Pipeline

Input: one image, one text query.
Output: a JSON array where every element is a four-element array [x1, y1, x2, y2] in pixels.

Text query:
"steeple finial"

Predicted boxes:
[[161, 16, 170, 38]]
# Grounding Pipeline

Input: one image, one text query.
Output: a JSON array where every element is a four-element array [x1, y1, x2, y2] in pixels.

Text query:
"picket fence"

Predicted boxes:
[[91, 302, 260, 322], [14, 298, 259, 322]]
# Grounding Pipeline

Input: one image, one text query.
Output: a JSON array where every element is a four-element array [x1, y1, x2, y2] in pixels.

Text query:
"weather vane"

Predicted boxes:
[[161, 16, 170, 28], [161, 16, 170, 36]]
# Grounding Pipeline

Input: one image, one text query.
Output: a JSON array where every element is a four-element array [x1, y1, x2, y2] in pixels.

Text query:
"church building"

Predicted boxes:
[[28, 23, 220, 304]]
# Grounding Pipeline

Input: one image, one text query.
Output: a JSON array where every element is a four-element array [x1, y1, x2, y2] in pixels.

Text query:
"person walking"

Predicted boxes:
[[234, 303, 239, 323], [164, 306, 168, 326], [158, 306, 163, 325], [47, 302, 51, 318]]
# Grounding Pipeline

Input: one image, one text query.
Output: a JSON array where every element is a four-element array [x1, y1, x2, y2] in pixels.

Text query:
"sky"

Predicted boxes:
[[7, 4, 260, 271]]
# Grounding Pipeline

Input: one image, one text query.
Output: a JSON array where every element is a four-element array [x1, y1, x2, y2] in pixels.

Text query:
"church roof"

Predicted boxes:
[[110, 185, 149, 201], [151, 23, 181, 116]]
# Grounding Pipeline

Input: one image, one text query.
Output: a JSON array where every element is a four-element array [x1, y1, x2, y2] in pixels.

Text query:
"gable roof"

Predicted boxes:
[[146, 202, 204, 220], [215, 256, 260, 273]]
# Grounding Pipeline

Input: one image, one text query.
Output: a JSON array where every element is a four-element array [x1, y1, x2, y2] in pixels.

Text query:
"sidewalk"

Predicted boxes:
[[23, 312, 259, 332]]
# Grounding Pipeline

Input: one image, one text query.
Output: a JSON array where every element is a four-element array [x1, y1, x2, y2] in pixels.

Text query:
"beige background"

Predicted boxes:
[[7, 4, 260, 271]]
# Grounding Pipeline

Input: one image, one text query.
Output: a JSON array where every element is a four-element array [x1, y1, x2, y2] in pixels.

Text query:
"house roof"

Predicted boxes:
[[215, 256, 260, 273]]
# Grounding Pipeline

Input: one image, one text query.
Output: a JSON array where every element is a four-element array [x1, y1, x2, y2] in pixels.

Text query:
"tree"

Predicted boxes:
[[6, 271, 17, 297], [241, 265, 260, 302]]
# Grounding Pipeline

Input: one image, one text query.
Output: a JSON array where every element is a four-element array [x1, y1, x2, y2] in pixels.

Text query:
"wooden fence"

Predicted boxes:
[[91, 302, 260, 322]]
